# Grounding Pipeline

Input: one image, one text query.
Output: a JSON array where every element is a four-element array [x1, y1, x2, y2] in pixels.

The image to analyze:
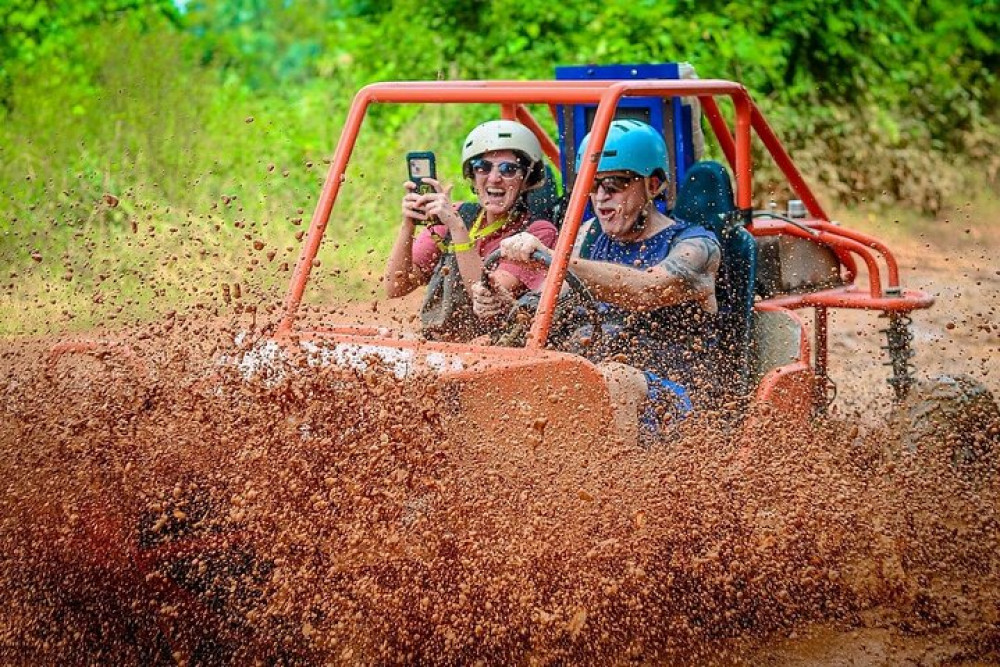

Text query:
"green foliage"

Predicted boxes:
[[0, 0, 181, 114], [1, 0, 998, 334], [367, 1, 995, 113]]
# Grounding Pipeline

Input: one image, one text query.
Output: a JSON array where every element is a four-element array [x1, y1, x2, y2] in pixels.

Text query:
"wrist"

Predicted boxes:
[[405, 219, 427, 238], [440, 207, 464, 227]]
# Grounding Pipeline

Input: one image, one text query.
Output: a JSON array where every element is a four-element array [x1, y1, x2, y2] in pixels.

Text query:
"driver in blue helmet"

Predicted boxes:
[[479, 119, 722, 443]]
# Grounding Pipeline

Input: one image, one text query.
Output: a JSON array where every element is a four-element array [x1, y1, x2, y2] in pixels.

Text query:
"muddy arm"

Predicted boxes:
[[569, 237, 721, 313]]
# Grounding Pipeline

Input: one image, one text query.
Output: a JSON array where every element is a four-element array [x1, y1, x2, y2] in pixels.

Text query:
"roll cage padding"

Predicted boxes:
[[673, 160, 758, 398]]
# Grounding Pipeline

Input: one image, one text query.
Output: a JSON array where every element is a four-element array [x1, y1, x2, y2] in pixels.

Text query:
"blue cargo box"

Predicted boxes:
[[555, 62, 702, 201]]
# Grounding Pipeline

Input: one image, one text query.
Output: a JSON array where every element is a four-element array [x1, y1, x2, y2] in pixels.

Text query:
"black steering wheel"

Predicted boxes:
[[481, 247, 598, 348]]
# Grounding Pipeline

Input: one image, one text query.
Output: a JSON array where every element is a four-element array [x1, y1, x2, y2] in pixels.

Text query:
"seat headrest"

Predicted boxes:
[[672, 161, 736, 234]]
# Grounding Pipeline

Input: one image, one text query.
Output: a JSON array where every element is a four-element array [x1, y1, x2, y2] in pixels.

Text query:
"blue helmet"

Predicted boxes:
[[575, 119, 669, 179]]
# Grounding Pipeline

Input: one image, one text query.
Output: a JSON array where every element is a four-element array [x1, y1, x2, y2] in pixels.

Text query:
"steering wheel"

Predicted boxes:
[[481, 247, 599, 348]]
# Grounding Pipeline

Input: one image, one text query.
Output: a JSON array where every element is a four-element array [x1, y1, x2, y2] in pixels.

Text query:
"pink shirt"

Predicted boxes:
[[412, 208, 558, 291]]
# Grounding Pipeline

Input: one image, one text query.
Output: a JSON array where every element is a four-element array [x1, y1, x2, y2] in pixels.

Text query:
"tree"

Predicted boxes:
[[0, 0, 181, 111]]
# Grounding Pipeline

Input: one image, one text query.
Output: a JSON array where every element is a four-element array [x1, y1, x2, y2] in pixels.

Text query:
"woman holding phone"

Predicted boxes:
[[383, 120, 558, 341]]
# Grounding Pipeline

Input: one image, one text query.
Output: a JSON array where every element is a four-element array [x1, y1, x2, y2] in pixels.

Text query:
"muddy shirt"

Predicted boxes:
[[577, 218, 721, 396], [412, 208, 557, 290]]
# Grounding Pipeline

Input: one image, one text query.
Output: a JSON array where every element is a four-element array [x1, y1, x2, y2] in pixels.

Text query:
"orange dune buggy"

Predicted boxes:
[[262, 76, 934, 446]]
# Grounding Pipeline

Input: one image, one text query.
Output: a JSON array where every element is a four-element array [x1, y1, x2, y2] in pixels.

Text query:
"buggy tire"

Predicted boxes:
[[893, 374, 1000, 470]]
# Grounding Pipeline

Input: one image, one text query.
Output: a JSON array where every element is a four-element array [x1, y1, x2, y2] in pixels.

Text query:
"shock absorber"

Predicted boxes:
[[880, 304, 916, 402]]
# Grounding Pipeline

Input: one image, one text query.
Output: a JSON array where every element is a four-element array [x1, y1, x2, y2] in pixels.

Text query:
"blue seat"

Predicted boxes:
[[525, 164, 562, 225], [672, 161, 758, 399]]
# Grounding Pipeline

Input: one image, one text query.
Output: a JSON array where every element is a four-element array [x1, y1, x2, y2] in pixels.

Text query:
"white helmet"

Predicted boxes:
[[461, 120, 545, 189]]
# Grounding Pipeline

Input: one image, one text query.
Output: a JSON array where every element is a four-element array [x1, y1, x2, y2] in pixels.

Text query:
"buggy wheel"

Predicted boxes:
[[892, 374, 1000, 471]]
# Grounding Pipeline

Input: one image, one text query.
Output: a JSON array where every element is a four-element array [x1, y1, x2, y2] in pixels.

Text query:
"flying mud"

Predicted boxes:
[[2, 200, 1000, 664], [1, 306, 998, 665]]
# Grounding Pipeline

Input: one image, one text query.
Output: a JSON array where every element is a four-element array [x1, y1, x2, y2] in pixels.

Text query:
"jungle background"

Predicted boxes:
[[1, 0, 999, 334]]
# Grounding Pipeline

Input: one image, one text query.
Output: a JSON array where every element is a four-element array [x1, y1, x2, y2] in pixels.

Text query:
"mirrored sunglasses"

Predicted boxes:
[[590, 175, 641, 195], [470, 158, 525, 179]]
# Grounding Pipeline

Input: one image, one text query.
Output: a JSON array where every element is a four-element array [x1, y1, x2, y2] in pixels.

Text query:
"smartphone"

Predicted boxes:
[[407, 151, 436, 195]]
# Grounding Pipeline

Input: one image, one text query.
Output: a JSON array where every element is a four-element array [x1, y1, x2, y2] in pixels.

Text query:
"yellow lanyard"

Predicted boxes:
[[430, 209, 511, 253]]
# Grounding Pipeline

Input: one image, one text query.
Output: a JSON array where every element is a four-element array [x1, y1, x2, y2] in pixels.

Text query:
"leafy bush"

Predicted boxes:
[[1, 0, 998, 332], [310, 0, 1000, 212]]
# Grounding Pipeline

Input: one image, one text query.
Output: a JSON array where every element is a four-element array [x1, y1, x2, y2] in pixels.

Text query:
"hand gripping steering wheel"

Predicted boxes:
[[481, 247, 599, 348]]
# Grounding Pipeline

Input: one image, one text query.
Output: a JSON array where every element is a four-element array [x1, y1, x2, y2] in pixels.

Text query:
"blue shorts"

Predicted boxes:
[[639, 370, 693, 440]]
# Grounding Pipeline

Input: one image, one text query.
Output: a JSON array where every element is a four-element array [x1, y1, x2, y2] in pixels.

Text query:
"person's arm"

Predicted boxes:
[[494, 226, 582, 301], [420, 179, 485, 298], [470, 220, 557, 319], [384, 182, 431, 297], [570, 236, 721, 312], [493, 219, 558, 293], [384, 220, 428, 298]]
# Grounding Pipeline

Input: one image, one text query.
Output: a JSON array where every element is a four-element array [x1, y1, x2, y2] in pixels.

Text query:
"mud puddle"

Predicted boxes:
[[1, 313, 998, 665], [2, 200, 999, 665]]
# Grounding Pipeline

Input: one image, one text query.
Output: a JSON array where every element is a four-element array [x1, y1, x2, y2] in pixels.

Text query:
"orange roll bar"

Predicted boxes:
[[810, 221, 902, 288], [751, 223, 885, 297], [277, 79, 774, 343], [749, 105, 829, 221], [512, 104, 561, 167], [700, 96, 736, 170]]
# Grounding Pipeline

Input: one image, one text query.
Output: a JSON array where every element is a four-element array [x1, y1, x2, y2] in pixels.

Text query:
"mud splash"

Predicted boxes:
[[1, 321, 998, 665]]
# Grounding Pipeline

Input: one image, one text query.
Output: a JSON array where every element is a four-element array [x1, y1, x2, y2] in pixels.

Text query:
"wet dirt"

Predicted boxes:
[[1, 214, 998, 665]]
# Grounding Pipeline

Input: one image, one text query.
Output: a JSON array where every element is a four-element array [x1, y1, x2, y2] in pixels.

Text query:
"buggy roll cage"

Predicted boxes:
[[276, 78, 933, 396]]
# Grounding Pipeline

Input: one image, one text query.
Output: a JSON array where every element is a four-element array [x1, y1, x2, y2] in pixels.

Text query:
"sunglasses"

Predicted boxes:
[[590, 175, 641, 195], [470, 158, 525, 179]]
